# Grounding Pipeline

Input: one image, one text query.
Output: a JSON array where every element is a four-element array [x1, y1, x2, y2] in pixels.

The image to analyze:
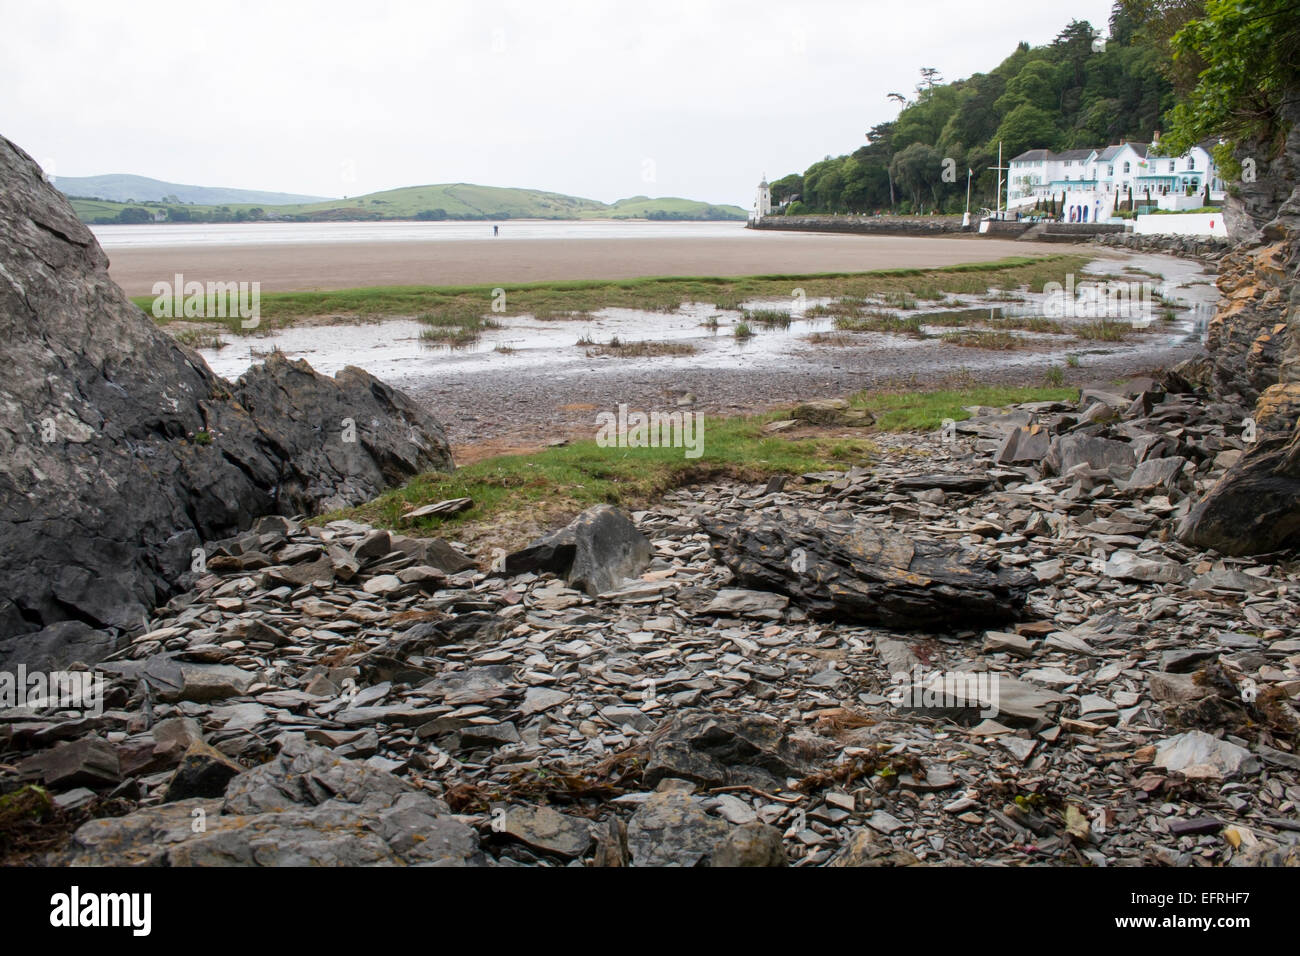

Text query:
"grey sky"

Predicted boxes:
[[0, 0, 1119, 207]]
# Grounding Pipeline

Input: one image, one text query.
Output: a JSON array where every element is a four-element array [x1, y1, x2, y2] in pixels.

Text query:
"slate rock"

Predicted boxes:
[[502, 804, 593, 858], [505, 505, 652, 596], [163, 740, 244, 802], [1043, 434, 1136, 477], [627, 790, 731, 866], [702, 512, 1035, 628]]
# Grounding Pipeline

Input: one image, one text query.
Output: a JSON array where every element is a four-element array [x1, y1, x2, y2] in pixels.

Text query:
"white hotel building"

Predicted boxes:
[[1005, 137, 1225, 222]]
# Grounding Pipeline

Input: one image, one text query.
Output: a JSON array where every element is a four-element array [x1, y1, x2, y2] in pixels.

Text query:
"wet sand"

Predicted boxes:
[[106, 233, 1042, 296]]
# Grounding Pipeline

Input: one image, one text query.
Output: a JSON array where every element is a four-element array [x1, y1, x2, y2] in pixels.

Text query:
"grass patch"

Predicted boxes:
[[734, 322, 754, 340], [170, 328, 225, 350], [850, 384, 1077, 431], [834, 314, 925, 336], [134, 255, 1087, 333], [940, 330, 1023, 350], [806, 295, 870, 318], [331, 414, 882, 535], [743, 308, 793, 328], [1074, 320, 1134, 341], [986, 315, 1063, 333], [883, 291, 918, 310]]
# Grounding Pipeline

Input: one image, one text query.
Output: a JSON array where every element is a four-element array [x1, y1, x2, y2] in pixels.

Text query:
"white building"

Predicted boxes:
[[751, 176, 771, 221], [1006, 136, 1225, 222]]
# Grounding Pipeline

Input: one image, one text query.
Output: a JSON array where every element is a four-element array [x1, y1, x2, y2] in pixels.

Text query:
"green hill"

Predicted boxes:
[[56, 173, 326, 205], [68, 181, 748, 225]]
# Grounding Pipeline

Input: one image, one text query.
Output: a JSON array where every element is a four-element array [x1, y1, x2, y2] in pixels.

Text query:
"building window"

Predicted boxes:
[[1168, 161, 1175, 172], [1123, 161, 1130, 173], [1108, 165, 1114, 176]]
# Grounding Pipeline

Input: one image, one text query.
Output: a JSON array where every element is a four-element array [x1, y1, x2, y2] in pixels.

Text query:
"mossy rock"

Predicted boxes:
[[788, 398, 875, 427]]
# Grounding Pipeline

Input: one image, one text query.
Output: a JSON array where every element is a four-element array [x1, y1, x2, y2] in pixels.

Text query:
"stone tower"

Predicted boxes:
[[752, 175, 771, 220]]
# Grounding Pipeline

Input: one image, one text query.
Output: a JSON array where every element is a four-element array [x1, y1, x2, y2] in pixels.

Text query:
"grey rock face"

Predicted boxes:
[[0, 135, 453, 645]]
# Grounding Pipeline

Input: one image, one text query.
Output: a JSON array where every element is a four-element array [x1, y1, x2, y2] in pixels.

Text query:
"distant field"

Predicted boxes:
[[66, 182, 748, 224]]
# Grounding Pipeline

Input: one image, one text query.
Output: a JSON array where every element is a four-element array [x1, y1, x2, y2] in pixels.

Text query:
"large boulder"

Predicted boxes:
[[1178, 427, 1300, 554], [0, 136, 453, 647], [504, 504, 652, 596]]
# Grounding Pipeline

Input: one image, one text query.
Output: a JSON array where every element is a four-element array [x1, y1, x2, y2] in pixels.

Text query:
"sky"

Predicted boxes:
[[0, 0, 1120, 208]]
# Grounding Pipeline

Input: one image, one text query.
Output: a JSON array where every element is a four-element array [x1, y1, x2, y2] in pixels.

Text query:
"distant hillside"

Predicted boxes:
[[56, 173, 328, 206], [67, 181, 748, 224]]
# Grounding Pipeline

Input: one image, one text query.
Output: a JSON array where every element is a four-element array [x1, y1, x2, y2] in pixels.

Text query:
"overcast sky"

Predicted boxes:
[[1, 0, 1118, 207]]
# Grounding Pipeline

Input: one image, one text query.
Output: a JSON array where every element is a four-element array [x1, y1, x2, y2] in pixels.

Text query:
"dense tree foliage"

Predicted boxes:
[[772, 4, 1175, 214], [1122, 0, 1300, 168]]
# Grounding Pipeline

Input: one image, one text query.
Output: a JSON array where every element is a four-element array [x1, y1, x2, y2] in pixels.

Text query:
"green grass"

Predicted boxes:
[[328, 384, 1080, 538], [734, 322, 754, 340], [334, 413, 883, 534], [1074, 320, 1134, 341], [849, 385, 1077, 431], [169, 327, 226, 350], [940, 330, 1023, 350], [986, 315, 1063, 333], [834, 314, 925, 336], [133, 254, 1085, 335], [883, 291, 919, 310], [416, 307, 500, 346], [743, 308, 793, 328]]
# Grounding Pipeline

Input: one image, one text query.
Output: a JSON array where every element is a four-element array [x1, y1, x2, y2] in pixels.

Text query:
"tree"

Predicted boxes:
[[890, 142, 943, 210], [991, 103, 1061, 156], [770, 174, 803, 203], [1156, 0, 1300, 159]]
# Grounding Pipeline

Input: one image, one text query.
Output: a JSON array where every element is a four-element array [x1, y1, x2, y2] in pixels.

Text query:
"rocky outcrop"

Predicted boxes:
[[0, 135, 453, 648], [1175, 100, 1300, 555], [1179, 425, 1300, 554]]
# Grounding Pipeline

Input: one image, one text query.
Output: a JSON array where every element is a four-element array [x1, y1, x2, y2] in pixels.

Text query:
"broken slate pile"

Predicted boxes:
[[3, 379, 1299, 867]]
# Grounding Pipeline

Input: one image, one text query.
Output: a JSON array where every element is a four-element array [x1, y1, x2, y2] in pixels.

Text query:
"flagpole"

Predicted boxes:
[[963, 167, 972, 227], [997, 142, 1003, 218]]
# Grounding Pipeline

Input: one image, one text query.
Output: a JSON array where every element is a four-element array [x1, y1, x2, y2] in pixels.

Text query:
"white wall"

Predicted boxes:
[[1133, 212, 1228, 237], [1156, 193, 1207, 211]]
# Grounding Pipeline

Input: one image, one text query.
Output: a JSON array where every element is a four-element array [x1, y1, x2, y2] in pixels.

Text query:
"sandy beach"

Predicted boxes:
[[104, 232, 1042, 296]]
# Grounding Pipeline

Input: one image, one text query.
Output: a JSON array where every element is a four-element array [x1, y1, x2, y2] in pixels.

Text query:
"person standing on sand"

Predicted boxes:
[[493, 224, 499, 237]]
